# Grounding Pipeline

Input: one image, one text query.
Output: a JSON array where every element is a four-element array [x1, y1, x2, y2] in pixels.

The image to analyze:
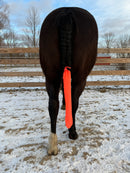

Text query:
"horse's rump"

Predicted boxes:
[[40, 7, 98, 80]]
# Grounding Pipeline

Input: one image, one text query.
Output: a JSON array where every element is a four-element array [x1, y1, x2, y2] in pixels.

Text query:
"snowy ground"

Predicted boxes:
[[0, 88, 130, 173]]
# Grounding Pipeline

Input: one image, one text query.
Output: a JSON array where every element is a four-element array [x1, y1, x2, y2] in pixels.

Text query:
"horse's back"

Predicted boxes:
[[40, 7, 98, 81]]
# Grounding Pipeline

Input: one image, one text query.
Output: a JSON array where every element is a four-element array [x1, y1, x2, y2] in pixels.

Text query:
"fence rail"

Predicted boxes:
[[0, 70, 130, 77], [0, 81, 129, 88], [0, 47, 130, 54], [0, 48, 130, 88], [0, 58, 130, 65]]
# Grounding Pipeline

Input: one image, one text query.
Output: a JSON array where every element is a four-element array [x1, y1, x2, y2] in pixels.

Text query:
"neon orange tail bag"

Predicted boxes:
[[63, 66, 73, 129]]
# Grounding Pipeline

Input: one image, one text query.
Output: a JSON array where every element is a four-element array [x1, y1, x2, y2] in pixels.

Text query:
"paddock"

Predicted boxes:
[[0, 48, 130, 172]]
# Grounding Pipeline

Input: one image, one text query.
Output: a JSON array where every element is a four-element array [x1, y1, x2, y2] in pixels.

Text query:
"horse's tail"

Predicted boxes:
[[58, 12, 74, 129]]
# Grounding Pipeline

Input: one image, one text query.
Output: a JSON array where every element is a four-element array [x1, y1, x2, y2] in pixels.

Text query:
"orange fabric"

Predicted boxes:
[[63, 66, 73, 129]]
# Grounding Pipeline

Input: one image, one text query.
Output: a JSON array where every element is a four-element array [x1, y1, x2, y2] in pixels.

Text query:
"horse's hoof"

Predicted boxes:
[[48, 147, 58, 155], [61, 104, 65, 110], [48, 133, 58, 155], [69, 131, 78, 140]]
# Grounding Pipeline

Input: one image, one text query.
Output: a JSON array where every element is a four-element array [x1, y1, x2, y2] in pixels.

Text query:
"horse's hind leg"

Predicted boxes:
[[46, 80, 60, 155], [69, 80, 86, 139], [61, 79, 65, 110]]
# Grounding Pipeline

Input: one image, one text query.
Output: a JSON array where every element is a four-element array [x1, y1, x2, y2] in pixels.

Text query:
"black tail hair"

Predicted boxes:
[[58, 12, 74, 70]]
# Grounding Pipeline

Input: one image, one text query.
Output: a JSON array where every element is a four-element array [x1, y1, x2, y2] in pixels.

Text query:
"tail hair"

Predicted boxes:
[[58, 12, 74, 129], [58, 12, 74, 69]]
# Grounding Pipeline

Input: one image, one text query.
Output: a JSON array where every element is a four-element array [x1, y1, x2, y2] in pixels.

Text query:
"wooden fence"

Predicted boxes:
[[0, 48, 130, 88]]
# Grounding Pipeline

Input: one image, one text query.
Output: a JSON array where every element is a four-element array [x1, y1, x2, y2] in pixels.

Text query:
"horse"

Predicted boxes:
[[39, 7, 98, 155]]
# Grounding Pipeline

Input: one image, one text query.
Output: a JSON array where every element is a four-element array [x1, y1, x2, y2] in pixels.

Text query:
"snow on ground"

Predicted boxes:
[[0, 88, 130, 173]]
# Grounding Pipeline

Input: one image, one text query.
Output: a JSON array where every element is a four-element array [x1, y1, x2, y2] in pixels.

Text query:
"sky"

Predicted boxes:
[[4, 0, 130, 40]]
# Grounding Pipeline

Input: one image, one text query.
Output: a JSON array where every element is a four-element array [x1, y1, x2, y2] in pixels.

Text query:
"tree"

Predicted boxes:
[[0, 0, 9, 29], [0, 0, 9, 46], [116, 35, 130, 49], [116, 34, 130, 58], [102, 32, 115, 48], [116, 35, 130, 70], [23, 6, 40, 47], [3, 29, 18, 48]]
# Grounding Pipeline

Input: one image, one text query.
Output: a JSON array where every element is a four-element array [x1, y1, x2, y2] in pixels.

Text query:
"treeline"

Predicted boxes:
[[0, 0, 40, 57], [0, 0, 130, 56], [0, 0, 40, 49], [99, 32, 130, 58]]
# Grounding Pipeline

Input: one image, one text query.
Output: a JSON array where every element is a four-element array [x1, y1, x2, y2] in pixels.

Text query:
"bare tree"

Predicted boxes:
[[116, 35, 130, 70], [0, 0, 9, 29], [23, 6, 40, 47], [116, 35, 130, 49], [4, 29, 18, 48], [116, 35, 130, 58], [0, 0, 10, 46], [102, 32, 115, 48]]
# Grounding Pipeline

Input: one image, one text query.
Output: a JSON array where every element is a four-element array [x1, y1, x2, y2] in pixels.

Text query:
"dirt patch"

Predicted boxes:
[[40, 155, 52, 165], [5, 126, 28, 135], [89, 158, 100, 165], [72, 168, 80, 173], [82, 152, 91, 159], [20, 142, 46, 149], [5, 149, 13, 154], [23, 155, 36, 164], [62, 147, 78, 159], [88, 141, 102, 148], [99, 88, 107, 93], [0, 160, 3, 164], [83, 127, 104, 136], [0, 126, 5, 129]]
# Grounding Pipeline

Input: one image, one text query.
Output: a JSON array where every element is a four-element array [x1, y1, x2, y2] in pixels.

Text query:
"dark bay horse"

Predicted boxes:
[[39, 7, 98, 155]]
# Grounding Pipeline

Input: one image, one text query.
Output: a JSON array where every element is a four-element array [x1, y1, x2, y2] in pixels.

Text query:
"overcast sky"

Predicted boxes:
[[5, 0, 130, 39]]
